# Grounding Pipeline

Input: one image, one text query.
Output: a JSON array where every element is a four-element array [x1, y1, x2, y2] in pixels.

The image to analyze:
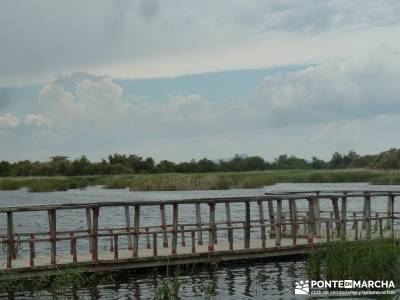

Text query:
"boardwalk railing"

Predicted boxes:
[[0, 191, 399, 273]]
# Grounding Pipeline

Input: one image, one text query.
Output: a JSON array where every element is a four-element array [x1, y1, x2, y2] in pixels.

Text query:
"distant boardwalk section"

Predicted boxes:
[[0, 190, 399, 278]]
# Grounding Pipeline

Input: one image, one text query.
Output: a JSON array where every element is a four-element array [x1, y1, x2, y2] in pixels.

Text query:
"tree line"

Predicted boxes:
[[1, 148, 400, 177]]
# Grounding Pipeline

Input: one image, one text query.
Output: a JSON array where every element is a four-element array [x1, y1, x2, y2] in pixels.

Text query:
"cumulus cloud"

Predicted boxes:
[[0, 113, 20, 128], [245, 51, 400, 126]]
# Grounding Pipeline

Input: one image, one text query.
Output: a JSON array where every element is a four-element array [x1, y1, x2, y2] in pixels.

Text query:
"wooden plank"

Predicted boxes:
[[160, 204, 168, 248], [85, 208, 93, 253], [267, 200, 275, 238], [91, 207, 99, 261], [340, 196, 347, 241], [172, 204, 178, 255], [257, 200, 266, 248], [276, 199, 282, 247], [133, 205, 140, 257], [124, 205, 133, 250], [225, 202, 234, 250], [6, 211, 13, 268], [47, 209, 57, 265], [244, 201, 250, 249], [208, 202, 216, 251], [195, 203, 203, 245]]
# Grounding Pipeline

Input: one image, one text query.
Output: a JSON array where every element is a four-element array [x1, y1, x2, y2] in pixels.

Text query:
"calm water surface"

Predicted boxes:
[[1, 183, 399, 299]]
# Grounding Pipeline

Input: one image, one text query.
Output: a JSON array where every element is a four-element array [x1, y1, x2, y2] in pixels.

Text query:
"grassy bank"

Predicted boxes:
[[1, 169, 400, 192], [308, 240, 400, 283]]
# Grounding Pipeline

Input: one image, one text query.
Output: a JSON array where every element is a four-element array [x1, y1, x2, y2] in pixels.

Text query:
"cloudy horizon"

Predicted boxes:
[[1, 1, 400, 162]]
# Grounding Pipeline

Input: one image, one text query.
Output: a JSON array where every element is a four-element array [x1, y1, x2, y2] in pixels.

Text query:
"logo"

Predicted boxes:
[[295, 280, 310, 295]]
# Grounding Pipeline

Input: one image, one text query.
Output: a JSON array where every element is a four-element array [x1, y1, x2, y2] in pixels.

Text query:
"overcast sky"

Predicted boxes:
[[1, 0, 400, 162]]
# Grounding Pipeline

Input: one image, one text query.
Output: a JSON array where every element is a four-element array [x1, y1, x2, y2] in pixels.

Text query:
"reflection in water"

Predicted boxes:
[[8, 259, 307, 299]]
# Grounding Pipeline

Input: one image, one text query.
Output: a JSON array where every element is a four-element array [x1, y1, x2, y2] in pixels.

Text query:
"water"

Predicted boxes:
[[0, 183, 399, 299]]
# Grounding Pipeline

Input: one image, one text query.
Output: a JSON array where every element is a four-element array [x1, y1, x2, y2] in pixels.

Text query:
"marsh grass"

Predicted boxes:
[[1, 169, 400, 192], [0, 268, 114, 294], [308, 240, 400, 284]]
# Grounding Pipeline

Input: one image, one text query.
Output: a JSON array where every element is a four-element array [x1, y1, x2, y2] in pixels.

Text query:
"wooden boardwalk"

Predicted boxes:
[[0, 190, 399, 278]]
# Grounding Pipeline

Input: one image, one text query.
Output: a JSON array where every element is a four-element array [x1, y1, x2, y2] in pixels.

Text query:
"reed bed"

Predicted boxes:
[[308, 240, 400, 283], [1, 169, 400, 192]]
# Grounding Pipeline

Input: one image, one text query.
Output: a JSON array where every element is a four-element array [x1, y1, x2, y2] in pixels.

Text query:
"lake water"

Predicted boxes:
[[0, 183, 399, 299]]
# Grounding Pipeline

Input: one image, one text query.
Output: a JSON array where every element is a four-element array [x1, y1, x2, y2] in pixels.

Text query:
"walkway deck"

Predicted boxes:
[[0, 190, 399, 278]]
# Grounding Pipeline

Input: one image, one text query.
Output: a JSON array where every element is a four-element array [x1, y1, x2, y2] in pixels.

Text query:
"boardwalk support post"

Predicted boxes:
[[160, 204, 168, 248], [48, 209, 57, 265], [125, 205, 133, 250], [133, 205, 140, 257], [225, 202, 234, 250], [195, 203, 203, 245], [244, 201, 251, 249], [208, 202, 216, 251]]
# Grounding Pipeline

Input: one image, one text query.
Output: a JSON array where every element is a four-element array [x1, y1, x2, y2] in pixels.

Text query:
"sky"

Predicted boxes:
[[1, 0, 400, 162]]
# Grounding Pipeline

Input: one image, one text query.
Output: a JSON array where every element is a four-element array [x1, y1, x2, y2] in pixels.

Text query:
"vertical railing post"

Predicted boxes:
[[48, 209, 57, 265], [314, 192, 321, 236], [307, 198, 316, 237], [146, 228, 151, 249], [6, 211, 14, 268], [276, 199, 282, 247], [331, 197, 340, 238], [114, 234, 119, 259], [354, 220, 358, 241], [72, 236, 77, 263], [267, 200, 275, 238], [388, 193, 395, 238], [340, 195, 347, 241], [195, 203, 203, 245], [152, 232, 157, 257], [363, 193, 371, 240], [289, 199, 297, 245], [172, 203, 178, 255], [85, 208, 93, 253], [191, 231, 196, 253], [160, 204, 168, 248], [326, 221, 331, 243], [225, 202, 234, 250], [257, 200, 266, 248], [181, 225, 186, 247], [133, 205, 140, 257], [208, 202, 216, 251], [125, 205, 133, 250], [91, 207, 99, 261], [244, 201, 251, 249]]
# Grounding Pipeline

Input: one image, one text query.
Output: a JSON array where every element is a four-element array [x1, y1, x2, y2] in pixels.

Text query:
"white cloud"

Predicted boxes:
[[25, 114, 50, 126], [244, 50, 400, 126], [0, 113, 20, 128], [1, 1, 400, 85]]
